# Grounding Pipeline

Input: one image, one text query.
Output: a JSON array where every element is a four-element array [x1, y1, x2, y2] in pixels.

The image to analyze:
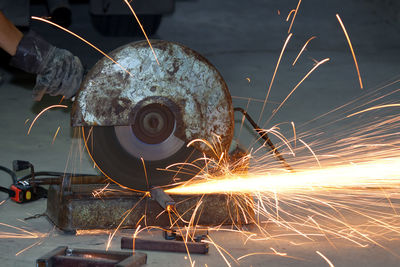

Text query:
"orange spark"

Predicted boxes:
[[167, 157, 400, 194], [288, 0, 302, 33], [140, 157, 149, 190], [105, 193, 147, 250], [0, 222, 47, 239], [132, 225, 142, 252], [259, 33, 293, 123], [270, 247, 287, 256], [336, 14, 363, 89], [27, 105, 67, 135], [237, 252, 304, 261], [316, 251, 335, 267], [31, 16, 133, 76], [16, 240, 42, 256], [291, 121, 297, 148], [286, 9, 296, 22], [298, 139, 321, 168], [123, 0, 160, 65], [347, 104, 400, 118], [292, 36, 317, 66], [203, 236, 237, 266], [268, 58, 330, 122], [51, 126, 61, 144]]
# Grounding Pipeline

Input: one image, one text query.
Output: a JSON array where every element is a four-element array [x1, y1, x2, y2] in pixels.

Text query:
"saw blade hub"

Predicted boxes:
[[133, 103, 175, 144]]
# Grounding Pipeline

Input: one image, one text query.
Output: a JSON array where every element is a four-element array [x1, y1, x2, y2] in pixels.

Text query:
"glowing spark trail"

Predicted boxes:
[[15, 240, 42, 256], [268, 58, 330, 123], [316, 251, 335, 267], [31, 16, 133, 76], [270, 247, 287, 256], [122, 0, 160, 65], [292, 36, 317, 66], [336, 14, 363, 89], [167, 157, 400, 194], [298, 138, 321, 168], [347, 103, 400, 117], [288, 0, 302, 33], [286, 9, 296, 22], [27, 105, 67, 135], [51, 126, 61, 144], [259, 33, 293, 123]]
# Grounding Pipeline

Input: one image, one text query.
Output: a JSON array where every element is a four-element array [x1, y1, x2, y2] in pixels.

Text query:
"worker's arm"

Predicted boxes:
[[0, 11, 84, 100], [0, 11, 23, 56]]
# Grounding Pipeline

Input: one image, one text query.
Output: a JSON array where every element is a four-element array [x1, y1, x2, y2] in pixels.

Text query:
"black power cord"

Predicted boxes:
[[18, 171, 95, 182], [234, 107, 293, 171], [0, 160, 96, 203]]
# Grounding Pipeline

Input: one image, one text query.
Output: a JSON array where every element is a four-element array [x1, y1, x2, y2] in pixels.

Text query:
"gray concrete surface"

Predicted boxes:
[[1, 0, 400, 266]]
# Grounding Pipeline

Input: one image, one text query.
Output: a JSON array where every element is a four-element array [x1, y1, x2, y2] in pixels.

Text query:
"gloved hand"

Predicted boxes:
[[9, 30, 84, 101]]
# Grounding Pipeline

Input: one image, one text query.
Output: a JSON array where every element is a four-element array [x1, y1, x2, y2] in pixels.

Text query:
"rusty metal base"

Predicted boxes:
[[46, 184, 254, 232]]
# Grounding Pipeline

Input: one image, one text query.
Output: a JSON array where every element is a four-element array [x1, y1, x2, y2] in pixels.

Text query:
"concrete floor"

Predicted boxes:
[[1, 0, 400, 266]]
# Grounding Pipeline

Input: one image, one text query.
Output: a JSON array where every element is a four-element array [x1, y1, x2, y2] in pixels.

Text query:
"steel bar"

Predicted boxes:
[[121, 237, 209, 254], [150, 187, 175, 209]]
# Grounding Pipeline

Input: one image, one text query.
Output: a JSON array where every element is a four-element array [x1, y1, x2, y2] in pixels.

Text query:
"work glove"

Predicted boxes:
[[9, 30, 84, 101]]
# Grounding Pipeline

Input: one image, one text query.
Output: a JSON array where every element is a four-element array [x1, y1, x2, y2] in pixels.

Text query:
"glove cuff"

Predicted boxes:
[[9, 30, 54, 74]]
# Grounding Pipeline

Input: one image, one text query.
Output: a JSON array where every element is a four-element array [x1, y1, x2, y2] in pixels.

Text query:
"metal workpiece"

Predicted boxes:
[[71, 40, 234, 156], [121, 237, 209, 254], [150, 187, 176, 210]]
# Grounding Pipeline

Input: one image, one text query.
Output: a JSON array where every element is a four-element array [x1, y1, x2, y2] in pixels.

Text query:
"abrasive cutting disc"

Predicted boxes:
[[73, 40, 234, 191]]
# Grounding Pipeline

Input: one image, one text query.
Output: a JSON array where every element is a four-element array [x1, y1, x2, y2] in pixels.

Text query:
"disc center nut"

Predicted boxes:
[[133, 103, 175, 144], [144, 112, 164, 134]]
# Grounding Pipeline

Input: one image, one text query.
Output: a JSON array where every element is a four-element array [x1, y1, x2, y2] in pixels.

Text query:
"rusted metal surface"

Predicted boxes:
[[121, 237, 209, 254], [71, 40, 234, 155], [46, 184, 254, 232], [36, 246, 146, 267]]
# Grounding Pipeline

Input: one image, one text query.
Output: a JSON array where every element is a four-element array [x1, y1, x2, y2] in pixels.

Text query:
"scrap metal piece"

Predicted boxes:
[[121, 237, 209, 254], [36, 246, 147, 267], [72, 40, 234, 190]]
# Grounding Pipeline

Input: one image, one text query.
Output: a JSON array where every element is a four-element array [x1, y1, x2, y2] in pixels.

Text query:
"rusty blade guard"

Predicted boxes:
[[71, 40, 234, 190]]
